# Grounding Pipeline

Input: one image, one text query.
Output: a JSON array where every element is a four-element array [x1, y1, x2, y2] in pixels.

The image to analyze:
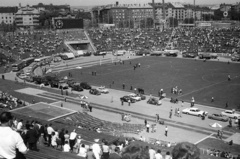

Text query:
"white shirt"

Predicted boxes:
[[17, 122, 22, 130], [149, 149, 156, 159], [69, 131, 77, 140], [63, 144, 70, 152], [78, 147, 87, 157], [92, 143, 101, 159], [47, 126, 54, 135], [0, 127, 27, 159], [155, 153, 163, 159]]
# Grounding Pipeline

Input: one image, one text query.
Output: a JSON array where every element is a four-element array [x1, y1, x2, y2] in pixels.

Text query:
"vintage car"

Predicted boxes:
[[221, 110, 240, 119], [147, 97, 162, 105], [136, 94, 146, 100], [208, 113, 229, 122], [89, 89, 101, 95], [120, 96, 136, 103], [80, 82, 92, 90], [72, 84, 84, 92], [96, 86, 109, 94], [182, 108, 208, 117], [128, 93, 141, 101], [58, 81, 69, 89], [182, 52, 197, 58]]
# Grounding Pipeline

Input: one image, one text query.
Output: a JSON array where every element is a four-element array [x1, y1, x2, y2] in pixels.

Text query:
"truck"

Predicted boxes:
[[198, 52, 218, 59]]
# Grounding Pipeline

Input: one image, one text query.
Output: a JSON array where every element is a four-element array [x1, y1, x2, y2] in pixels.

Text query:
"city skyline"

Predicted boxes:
[[1, 0, 239, 7]]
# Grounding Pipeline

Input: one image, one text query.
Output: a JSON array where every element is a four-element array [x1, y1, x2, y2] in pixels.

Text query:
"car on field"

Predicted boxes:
[[182, 108, 208, 117], [120, 96, 136, 103], [231, 53, 240, 62], [96, 86, 109, 94], [59, 82, 69, 89], [80, 82, 92, 90], [182, 52, 197, 58], [136, 94, 146, 100], [221, 110, 240, 119], [18, 74, 28, 79], [128, 93, 141, 101], [72, 84, 84, 92], [89, 88, 101, 95], [208, 113, 229, 122], [147, 97, 162, 105]]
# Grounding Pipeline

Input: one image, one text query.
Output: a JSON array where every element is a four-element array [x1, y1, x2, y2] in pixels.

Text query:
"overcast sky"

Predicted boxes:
[[1, 0, 239, 7]]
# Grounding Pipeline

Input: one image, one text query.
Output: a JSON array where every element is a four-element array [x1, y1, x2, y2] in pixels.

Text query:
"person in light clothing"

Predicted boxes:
[[155, 149, 163, 159], [69, 129, 77, 152], [63, 141, 70, 152], [0, 112, 28, 159], [77, 144, 87, 157], [92, 139, 102, 159]]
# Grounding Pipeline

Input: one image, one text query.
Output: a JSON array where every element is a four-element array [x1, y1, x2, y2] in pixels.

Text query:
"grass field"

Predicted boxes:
[[59, 57, 240, 109]]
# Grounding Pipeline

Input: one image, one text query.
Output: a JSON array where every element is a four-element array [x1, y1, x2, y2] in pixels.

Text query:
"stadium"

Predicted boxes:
[[1, 4, 240, 159]]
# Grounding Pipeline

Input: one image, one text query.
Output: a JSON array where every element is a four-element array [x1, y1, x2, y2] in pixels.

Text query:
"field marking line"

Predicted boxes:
[[50, 101, 61, 105], [178, 75, 240, 98], [194, 133, 214, 145]]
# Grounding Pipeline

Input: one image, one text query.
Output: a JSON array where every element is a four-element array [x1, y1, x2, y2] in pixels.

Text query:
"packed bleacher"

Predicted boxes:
[[173, 27, 240, 53], [0, 29, 87, 61], [87, 27, 240, 55], [87, 28, 173, 52]]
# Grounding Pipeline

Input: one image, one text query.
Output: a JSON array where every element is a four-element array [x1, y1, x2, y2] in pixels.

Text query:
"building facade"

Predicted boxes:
[[15, 5, 40, 28], [0, 7, 18, 25], [92, 2, 214, 27]]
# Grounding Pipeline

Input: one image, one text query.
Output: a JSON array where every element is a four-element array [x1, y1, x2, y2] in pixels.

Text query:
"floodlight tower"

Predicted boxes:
[[162, 0, 166, 21], [152, 0, 156, 27]]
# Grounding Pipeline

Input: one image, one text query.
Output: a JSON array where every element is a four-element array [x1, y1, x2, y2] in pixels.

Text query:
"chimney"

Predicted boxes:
[[19, 3, 21, 8], [152, 0, 156, 20], [116, 1, 119, 6]]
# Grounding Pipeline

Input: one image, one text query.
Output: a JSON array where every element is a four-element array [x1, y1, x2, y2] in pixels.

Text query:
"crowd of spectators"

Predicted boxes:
[[88, 27, 240, 55], [206, 148, 239, 159], [173, 27, 240, 53], [0, 90, 27, 110], [88, 28, 173, 52], [0, 29, 87, 64]]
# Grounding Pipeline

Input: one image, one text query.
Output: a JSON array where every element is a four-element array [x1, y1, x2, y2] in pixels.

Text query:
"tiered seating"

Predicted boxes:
[[87, 28, 174, 52], [56, 112, 145, 135], [173, 27, 240, 53], [0, 29, 87, 60]]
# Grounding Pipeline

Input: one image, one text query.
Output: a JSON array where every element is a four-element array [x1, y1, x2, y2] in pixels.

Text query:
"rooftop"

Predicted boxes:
[[0, 7, 18, 13]]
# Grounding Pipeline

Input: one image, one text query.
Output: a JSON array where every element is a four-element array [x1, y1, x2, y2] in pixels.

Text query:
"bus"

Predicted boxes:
[[34, 56, 53, 65], [22, 57, 35, 67], [12, 61, 26, 72]]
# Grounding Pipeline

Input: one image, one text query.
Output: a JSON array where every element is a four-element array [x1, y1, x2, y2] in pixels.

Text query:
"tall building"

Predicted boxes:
[[0, 7, 18, 25], [15, 5, 40, 28], [91, 2, 214, 27], [92, 2, 153, 27]]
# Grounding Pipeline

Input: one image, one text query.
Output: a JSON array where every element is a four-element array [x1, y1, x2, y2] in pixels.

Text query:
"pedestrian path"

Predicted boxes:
[[15, 88, 235, 142]]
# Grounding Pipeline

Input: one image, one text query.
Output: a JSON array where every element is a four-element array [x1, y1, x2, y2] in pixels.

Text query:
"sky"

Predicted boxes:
[[1, 0, 239, 7]]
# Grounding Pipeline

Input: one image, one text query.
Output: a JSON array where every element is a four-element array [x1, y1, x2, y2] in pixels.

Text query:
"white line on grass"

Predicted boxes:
[[178, 75, 240, 98], [194, 133, 214, 145]]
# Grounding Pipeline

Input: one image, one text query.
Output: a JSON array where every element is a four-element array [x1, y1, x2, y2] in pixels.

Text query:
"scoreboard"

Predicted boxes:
[[54, 19, 83, 29]]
